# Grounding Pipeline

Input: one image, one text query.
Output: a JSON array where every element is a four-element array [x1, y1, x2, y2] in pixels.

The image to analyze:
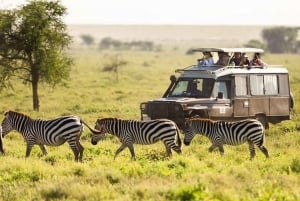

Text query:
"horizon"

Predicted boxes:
[[2, 0, 300, 26]]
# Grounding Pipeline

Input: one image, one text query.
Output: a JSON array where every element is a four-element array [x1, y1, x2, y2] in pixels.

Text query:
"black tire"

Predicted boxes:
[[256, 114, 269, 129]]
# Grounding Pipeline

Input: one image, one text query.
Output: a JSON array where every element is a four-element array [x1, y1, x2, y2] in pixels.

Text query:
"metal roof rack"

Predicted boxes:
[[191, 47, 264, 53]]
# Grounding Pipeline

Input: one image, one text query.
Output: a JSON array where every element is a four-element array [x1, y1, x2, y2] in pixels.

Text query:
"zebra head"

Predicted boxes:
[[183, 119, 196, 146], [91, 119, 106, 145], [1, 111, 15, 137]]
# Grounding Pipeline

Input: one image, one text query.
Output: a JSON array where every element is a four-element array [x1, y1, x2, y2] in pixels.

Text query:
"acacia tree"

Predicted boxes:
[[262, 27, 299, 53], [0, 0, 73, 111]]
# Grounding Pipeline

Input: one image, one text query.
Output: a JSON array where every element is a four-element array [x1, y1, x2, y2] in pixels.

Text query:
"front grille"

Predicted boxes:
[[147, 102, 186, 129]]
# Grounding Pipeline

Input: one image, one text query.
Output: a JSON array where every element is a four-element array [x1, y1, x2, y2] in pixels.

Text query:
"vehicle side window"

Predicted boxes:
[[250, 75, 264, 95], [212, 80, 230, 99], [264, 75, 278, 95], [235, 76, 247, 96], [250, 75, 279, 95]]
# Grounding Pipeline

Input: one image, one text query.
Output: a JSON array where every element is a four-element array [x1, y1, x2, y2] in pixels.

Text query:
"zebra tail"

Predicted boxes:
[[80, 120, 103, 134], [175, 125, 182, 148]]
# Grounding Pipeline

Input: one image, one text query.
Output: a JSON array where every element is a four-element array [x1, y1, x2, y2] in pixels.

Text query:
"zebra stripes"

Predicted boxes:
[[91, 118, 182, 160], [1, 110, 101, 161], [183, 118, 269, 159]]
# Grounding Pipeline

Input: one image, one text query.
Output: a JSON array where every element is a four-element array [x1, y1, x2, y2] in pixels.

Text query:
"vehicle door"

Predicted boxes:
[[233, 76, 249, 117], [209, 79, 233, 117], [248, 74, 270, 116]]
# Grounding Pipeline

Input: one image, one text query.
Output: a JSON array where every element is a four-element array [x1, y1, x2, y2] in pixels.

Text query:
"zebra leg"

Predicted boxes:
[[127, 144, 136, 160], [76, 131, 84, 162], [114, 143, 128, 160], [164, 143, 172, 157], [172, 145, 182, 155], [248, 141, 256, 160], [208, 143, 218, 152], [259, 146, 269, 158], [39, 144, 48, 155], [218, 145, 225, 156], [76, 140, 84, 162], [25, 143, 34, 157], [67, 141, 80, 162]]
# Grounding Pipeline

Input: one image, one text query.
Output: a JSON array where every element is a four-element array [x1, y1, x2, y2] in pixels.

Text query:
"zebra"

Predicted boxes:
[[91, 118, 182, 160], [0, 126, 4, 155], [1, 110, 102, 162], [183, 118, 269, 159]]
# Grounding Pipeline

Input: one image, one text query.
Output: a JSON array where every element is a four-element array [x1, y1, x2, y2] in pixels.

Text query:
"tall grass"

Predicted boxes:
[[0, 47, 299, 201]]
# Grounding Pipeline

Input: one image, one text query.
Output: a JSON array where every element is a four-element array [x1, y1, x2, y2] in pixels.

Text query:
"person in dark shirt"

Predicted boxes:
[[230, 52, 242, 66]]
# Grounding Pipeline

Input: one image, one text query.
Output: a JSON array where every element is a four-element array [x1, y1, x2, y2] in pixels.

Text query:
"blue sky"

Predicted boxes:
[[2, 0, 300, 26]]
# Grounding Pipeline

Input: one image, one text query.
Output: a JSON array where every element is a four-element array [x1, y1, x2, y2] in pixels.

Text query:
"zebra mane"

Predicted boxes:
[[190, 118, 219, 123], [98, 118, 139, 122], [98, 117, 119, 122], [5, 110, 32, 120]]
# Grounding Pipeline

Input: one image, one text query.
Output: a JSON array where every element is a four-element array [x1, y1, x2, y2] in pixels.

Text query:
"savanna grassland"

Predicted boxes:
[[0, 25, 300, 201]]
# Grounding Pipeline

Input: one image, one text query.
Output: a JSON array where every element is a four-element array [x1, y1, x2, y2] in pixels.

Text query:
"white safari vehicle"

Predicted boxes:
[[140, 48, 294, 129]]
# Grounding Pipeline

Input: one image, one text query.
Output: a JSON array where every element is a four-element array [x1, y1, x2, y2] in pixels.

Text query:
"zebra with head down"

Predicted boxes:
[[1, 110, 101, 161], [91, 118, 182, 160], [183, 118, 269, 160]]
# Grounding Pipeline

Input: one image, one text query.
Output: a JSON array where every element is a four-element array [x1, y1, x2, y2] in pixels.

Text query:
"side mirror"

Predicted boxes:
[[170, 75, 176, 83]]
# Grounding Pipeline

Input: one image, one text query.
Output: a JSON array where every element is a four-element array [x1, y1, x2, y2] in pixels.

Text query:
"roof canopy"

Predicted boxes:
[[191, 48, 264, 53]]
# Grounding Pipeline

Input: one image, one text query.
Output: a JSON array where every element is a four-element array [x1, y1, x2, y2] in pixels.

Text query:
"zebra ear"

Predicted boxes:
[[4, 111, 11, 116]]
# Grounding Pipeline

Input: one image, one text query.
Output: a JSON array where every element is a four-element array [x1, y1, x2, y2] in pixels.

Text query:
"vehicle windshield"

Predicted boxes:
[[169, 78, 215, 98]]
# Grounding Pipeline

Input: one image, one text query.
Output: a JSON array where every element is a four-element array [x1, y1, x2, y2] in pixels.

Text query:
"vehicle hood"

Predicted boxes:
[[150, 97, 214, 104]]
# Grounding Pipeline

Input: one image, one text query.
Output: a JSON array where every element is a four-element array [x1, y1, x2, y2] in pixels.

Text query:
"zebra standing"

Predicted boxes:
[[1, 110, 102, 161], [0, 126, 4, 155], [91, 118, 182, 160], [183, 118, 269, 159]]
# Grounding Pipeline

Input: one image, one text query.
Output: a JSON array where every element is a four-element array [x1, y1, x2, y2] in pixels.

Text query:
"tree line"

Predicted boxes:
[[81, 35, 162, 52]]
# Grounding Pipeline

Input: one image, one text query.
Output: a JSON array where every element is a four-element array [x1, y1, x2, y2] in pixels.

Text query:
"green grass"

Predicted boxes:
[[0, 47, 300, 201]]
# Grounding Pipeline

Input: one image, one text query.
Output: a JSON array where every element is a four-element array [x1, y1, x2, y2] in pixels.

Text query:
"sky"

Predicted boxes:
[[1, 0, 300, 26]]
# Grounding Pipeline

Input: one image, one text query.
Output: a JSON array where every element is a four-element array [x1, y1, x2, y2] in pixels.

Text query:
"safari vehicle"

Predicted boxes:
[[140, 48, 294, 129]]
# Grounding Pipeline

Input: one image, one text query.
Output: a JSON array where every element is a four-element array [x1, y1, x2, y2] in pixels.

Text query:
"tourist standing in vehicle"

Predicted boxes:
[[198, 51, 214, 66], [250, 53, 267, 68], [230, 52, 242, 66], [239, 53, 250, 67], [215, 52, 234, 66]]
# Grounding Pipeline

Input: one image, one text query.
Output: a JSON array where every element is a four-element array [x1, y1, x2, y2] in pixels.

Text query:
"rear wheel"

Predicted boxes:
[[255, 114, 269, 129]]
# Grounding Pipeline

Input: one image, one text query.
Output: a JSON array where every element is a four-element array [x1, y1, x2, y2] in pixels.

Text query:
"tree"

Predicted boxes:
[[262, 27, 299, 53], [102, 55, 127, 82], [0, 0, 73, 111], [244, 39, 267, 50], [80, 34, 94, 46]]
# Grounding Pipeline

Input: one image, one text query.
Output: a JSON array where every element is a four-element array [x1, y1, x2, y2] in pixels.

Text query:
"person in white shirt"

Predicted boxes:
[[197, 51, 214, 66]]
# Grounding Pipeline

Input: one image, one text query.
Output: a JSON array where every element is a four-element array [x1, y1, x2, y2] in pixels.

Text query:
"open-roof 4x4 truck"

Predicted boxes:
[[140, 48, 294, 129]]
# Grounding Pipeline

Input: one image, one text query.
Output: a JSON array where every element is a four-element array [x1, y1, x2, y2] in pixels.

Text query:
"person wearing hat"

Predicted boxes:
[[238, 53, 250, 67], [198, 51, 214, 66], [216, 52, 233, 66]]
